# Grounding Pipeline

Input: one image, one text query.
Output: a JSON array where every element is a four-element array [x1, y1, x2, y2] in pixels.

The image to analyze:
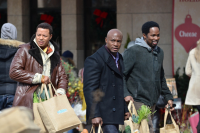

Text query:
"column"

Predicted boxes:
[[61, 0, 84, 70]]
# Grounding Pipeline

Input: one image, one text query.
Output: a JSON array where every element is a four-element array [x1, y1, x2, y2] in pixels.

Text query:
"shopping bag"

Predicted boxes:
[[189, 112, 199, 133], [37, 83, 82, 133], [119, 101, 149, 133], [160, 109, 180, 133], [0, 106, 40, 133], [90, 125, 103, 133], [33, 84, 49, 133]]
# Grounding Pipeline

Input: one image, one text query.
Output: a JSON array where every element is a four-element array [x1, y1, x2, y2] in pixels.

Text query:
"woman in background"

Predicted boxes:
[[185, 39, 200, 133]]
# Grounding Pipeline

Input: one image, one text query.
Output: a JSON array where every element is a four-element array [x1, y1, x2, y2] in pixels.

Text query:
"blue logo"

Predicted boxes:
[[57, 109, 67, 114]]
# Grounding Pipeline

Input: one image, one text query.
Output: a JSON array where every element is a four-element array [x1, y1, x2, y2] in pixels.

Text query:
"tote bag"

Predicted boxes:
[[37, 83, 81, 133], [189, 112, 199, 133], [119, 101, 149, 133], [0, 107, 40, 133], [160, 109, 180, 133], [33, 84, 49, 133]]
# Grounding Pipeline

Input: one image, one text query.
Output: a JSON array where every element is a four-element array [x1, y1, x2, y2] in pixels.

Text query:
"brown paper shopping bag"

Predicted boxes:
[[160, 109, 180, 133], [33, 84, 49, 133], [119, 101, 140, 133], [119, 101, 149, 133], [0, 106, 40, 133], [90, 125, 103, 133], [37, 83, 81, 133]]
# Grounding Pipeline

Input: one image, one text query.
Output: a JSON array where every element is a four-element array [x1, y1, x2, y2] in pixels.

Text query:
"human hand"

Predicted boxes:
[[165, 100, 174, 111], [124, 112, 131, 120], [41, 75, 51, 84], [54, 93, 62, 97], [92, 117, 103, 127], [124, 96, 134, 103]]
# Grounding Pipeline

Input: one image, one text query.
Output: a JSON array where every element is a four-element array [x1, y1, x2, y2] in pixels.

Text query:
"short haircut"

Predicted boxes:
[[142, 21, 160, 35], [36, 22, 53, 35]]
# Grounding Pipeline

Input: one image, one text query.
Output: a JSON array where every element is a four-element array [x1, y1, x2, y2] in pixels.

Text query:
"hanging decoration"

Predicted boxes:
[[40, 14, 54, 24], [93, 9, 108, 28]]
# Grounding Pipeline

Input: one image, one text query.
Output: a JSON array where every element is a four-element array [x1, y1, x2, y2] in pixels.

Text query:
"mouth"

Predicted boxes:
[[152, 41, 157, 45], [113, 48, 118, 51], [39, 41, 44, 45]]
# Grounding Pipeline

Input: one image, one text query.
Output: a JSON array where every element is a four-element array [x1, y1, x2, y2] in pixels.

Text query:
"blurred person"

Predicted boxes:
[[83, 29, 130, 133], [0, 23, 24, 110], [61, 50, 78, 76], [123, 21, 174, 133], [62, 50, 75, 66], [185, 39, 200, 133], [9, 22, 68, 109]]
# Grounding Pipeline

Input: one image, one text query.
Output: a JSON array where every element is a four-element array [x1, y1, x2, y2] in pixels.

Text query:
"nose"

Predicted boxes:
[[113, 41, 118, 46], [39, 36, 43, 40]]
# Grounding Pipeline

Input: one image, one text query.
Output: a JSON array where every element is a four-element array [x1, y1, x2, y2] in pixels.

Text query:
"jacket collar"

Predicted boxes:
[[97, 45, 123, 77], [28, 34, 60, 73]]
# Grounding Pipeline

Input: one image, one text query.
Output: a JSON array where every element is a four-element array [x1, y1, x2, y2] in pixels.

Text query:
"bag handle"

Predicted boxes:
[[128, 100, 138, 116], [90, 125, 103, 133], [164, 109, 177, 128], [50, 82, 59, 96]]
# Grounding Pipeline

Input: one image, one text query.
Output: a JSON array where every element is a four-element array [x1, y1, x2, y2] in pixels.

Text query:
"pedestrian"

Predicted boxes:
[[83, 29, 130, 133], [123, 21, 174, 133], [185, 39, 200, 133], [9, 22, 68, 109], [0, 23, 24, 110]]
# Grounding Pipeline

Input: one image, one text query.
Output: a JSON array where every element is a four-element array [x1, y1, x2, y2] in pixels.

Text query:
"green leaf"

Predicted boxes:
[[132, 114, 139, 123], [124, 125, 131, 133], [124, 33, 131, 49], [137, 105, 156, 124]]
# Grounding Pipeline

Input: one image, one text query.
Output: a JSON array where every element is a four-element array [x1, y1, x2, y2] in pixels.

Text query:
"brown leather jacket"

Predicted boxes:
[[9, 35, 68, 109]]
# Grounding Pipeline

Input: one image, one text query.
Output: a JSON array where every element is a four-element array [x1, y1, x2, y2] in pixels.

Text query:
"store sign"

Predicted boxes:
[[172, 0, 200, 74]]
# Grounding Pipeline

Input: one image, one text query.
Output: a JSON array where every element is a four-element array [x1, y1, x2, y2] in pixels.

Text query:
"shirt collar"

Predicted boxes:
[[33, 38, 55, 55]]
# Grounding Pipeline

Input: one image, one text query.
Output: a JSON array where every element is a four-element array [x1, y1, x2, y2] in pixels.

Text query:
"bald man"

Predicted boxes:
[[83, 29, 130, 132]]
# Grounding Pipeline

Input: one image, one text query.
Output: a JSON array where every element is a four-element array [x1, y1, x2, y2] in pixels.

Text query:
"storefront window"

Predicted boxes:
[[84, 0, 116, 57], [0, 0, 7, 28], [30, 0, 61, 53]]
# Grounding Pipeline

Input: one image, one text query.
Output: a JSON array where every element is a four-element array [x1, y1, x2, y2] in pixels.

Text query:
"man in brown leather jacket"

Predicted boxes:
[[9, 22, 68, 109]]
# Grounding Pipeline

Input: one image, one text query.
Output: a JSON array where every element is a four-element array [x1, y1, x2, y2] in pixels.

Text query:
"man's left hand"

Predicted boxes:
[[166, 100, 174, 111], [124, 112, 131, 120]]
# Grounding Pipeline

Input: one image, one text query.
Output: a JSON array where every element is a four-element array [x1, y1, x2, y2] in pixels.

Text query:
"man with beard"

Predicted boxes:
[[123, 21, 174, 133]]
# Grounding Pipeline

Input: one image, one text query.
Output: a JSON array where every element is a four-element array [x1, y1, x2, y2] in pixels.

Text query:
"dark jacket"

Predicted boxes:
[[83, 45, 128, 125], [0, 38, 24, 95], [9, 35, 68, 109], [123, 37, 173, 106]]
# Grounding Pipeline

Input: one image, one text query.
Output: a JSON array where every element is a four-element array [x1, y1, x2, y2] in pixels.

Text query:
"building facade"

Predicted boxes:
[[0, 0, 173, 77]]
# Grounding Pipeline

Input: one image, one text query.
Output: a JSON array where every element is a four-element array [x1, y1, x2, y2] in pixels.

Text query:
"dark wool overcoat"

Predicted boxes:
[[83, 46, 128, 125]]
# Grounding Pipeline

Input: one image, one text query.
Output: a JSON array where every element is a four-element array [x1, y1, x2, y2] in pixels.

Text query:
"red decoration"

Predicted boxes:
[[40, 14, 54, 24], [93, 9, 108, 28], [175, 14, 200, 53]]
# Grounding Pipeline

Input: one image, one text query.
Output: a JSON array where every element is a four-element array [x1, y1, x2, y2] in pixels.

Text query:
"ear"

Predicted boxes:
[[50, 34, 52, 40], [105, 37, 108, 44], [143, 33, 147, 40]]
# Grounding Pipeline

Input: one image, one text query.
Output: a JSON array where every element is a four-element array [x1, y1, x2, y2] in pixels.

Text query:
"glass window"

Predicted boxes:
[[84, 0, 116, 58], [0, 0, 7, 28], [30, 0, 61, 53]]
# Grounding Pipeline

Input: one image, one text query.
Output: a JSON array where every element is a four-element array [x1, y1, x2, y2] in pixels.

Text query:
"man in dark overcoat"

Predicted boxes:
[[83, 29, 130, 133]]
